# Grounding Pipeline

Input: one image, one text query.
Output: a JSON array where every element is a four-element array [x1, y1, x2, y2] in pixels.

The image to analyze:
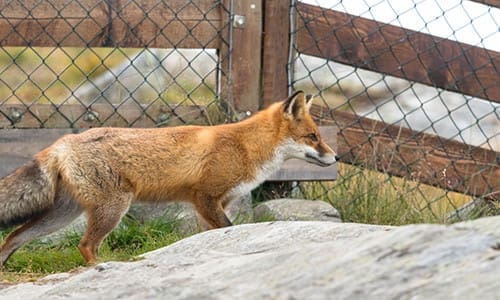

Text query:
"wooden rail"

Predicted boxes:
[[311, 105, 499, 201], [469, 0, 500, 8], [0, 0, 222, 48], [0, 103, 210, 128], [295, 2, 500, 103]]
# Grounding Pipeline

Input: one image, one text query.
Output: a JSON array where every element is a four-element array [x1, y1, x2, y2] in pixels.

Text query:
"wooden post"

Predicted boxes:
[[220, 0, 262, 113], [261, 0, 292, 108]]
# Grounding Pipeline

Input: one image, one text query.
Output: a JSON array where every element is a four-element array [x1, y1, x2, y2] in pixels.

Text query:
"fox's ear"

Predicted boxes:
[[283, 91, 307, 119], [305, 94, 315, 112]]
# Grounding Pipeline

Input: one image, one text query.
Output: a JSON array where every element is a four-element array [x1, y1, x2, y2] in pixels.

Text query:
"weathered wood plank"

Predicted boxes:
[[0, 126, 338, 181], [295, 2, 500, 103], [267, 126, 338, 181], [0, 0, 222, 48], [0, 103, 210, 128], [468, 0, 500, 8], [310, 105, 500, 200], [261, 0, 291, 108], [220, 0, 262, 112]]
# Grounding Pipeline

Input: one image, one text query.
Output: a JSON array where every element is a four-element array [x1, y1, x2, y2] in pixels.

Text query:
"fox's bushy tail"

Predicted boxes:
[[0, 160, 56, 228]]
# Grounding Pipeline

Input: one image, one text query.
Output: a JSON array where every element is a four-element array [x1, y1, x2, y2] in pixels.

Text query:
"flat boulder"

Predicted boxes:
[[1, 217, 499, 299]]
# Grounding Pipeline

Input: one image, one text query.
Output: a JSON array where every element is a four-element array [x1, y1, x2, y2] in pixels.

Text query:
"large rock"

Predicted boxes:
[[254, 198, 341, 222], [1, 217, 499, 299]]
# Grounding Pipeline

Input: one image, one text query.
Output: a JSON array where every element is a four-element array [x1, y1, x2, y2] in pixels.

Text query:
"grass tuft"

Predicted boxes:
[[297, 163, 476, 225], [0, 215, 183, 282]]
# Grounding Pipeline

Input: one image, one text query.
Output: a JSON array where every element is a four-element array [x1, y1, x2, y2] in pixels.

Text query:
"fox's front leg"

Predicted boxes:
[[194, 196, 232, 229]]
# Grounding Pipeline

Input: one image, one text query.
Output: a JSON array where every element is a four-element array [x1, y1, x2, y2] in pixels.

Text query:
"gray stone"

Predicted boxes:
[[160, 202, 202, 235], [225, 194, 254, 224], [128, 202, 201, 235], [127, 202, 172, 222], [2, 217, 499, 299], [254, 198, 341, 222]]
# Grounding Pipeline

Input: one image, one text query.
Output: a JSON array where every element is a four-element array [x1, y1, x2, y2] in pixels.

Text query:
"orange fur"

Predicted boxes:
[[0, 91, 337, 265]]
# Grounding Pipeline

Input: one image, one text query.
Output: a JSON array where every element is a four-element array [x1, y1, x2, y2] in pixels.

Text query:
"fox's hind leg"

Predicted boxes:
[[78, 193, 132, 265], [0, 191, 82, 267]]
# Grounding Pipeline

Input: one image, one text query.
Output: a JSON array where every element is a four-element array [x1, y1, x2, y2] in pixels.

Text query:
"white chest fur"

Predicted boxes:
[[227, 139, 304, 200]]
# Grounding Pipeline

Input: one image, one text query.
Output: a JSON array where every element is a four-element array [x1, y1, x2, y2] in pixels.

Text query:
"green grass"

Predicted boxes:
[[296, 163, 480, 226], [251, 163, 485, 226], [0, 215, 184, 282]]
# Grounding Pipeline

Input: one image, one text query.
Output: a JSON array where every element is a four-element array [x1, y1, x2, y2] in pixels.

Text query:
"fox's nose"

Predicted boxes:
[[335, 155, 340, 161]]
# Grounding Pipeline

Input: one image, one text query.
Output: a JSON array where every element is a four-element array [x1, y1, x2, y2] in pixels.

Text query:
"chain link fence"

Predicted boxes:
[[0, 0, 498, 225], [0, 1, 230, 129], [290, 0, 499, 223]]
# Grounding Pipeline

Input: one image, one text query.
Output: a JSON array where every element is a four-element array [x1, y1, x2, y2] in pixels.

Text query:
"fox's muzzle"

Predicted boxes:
[[307, 140, 338, 167], [305, 151, 337, 167]]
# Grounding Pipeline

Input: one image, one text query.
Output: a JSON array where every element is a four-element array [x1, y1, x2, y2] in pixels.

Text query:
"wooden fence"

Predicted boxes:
[[0, 0, 498, 200], [289, 1, 499, 200]]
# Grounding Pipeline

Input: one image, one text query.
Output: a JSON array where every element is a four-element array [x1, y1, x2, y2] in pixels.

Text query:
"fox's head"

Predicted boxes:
[[280, 91, 339, 167]]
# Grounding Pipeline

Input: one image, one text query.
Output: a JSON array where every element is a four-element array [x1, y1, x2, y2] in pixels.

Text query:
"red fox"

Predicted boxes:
[[0, 91, 338, 265]]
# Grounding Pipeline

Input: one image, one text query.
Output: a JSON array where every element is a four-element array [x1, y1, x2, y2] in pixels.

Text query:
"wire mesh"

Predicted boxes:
[[290, 0, 499, 223], [0, 0, 229, 129], [0, 0, 498, 225]]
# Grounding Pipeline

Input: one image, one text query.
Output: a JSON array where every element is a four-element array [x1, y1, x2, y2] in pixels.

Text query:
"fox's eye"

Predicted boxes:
[[308, 133, 318, 142]]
